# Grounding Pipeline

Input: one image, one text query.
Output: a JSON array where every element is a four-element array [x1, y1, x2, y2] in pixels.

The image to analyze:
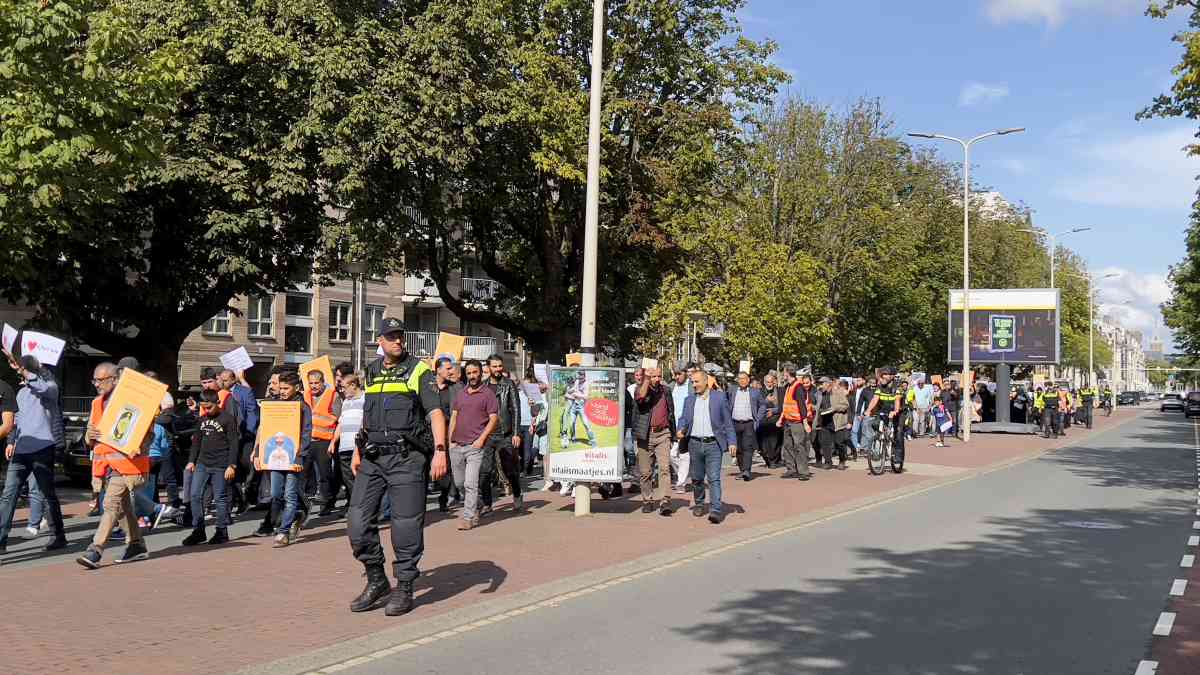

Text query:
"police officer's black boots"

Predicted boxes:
[[384, 580, 415, 616], [350, 565, 391, 612]]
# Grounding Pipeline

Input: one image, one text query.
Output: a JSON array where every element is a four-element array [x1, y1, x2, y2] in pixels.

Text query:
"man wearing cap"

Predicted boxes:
[[347, 317, 446, 616]]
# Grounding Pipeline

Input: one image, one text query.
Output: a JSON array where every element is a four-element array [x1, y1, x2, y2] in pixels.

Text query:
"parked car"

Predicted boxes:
[[1187, 392, 1200, 418], [1117, 391, 1138, 406], [1161, 393, 1185, 412]]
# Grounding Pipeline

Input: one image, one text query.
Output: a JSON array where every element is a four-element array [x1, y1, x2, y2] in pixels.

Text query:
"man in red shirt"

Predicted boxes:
[[447, 361, 499, 531]]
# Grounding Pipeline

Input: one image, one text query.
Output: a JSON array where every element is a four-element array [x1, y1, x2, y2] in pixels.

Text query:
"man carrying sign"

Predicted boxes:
[[77, 362, 153, 568]]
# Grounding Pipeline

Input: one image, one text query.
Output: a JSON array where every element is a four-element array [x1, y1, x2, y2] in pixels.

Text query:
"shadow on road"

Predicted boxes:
[[416, 560, 507, 607], [675, 498, 1184, 675]]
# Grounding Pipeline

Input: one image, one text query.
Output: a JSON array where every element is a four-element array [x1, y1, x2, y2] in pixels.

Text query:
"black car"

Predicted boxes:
[[1117, 391, 1138, 406], [1161, 393, 1185, 412], [1187, 392, 1200, 418]]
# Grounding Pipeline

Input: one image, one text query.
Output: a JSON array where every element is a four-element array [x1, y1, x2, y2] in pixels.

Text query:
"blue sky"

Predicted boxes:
[[737, 0, 1196, 348]]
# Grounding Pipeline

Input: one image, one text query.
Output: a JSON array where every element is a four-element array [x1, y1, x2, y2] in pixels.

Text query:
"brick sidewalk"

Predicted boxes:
[[0, 409, 1140, 674]]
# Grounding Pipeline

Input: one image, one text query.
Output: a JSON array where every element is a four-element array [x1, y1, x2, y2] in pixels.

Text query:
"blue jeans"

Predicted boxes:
[[850, 416, 864, 451], [270, 471, 303, 535], [0, 447, 65, 546], [190, 464, 230, 530], [134, 459, 161, 520], [26, 474, 44, 526], [688, 439, 724, 515]]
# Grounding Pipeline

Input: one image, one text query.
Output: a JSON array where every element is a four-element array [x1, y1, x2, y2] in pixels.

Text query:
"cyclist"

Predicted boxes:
[[865, 367, 905, 472]]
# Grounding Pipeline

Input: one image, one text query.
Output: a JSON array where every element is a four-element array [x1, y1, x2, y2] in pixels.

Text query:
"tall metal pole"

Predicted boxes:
[[961, 142, 972, 442], [1048, 233, 1056, 290], [575, 0, 604, 517], [578, 0, 604, 371], [1087, 275, 1094, 387], [907, 128, 1024, 443]]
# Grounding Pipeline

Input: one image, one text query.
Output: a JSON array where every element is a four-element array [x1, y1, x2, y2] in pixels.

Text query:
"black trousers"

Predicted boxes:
[[818, 426, 846, 464], [337, 452, 356, 498], [302, 440, 332, 503], [757, 422, 781, 466], [733, 420, 758, 476], [1081, 403, 1094, 428], [347, 450, 428, 582], [481, 437, 522, 508]]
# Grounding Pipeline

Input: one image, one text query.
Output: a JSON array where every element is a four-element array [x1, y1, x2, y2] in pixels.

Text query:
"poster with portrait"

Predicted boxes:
[[257, 401, 302, 471], [97, 369, 169, 455], [545, 367, 624, 483], [299, 355, 335, 393]]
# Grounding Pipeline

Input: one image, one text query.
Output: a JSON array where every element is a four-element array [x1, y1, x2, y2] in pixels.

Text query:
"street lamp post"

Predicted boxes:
[[574, 0, 605, 517], [1066, 271, 1120, 389], [908, 128, 1025, 442], [1017, 227, 1091, 288], [344, 260, 369, 373]]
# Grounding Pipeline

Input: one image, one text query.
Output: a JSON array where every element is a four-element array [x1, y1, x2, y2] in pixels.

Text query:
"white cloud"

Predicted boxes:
[[998, 158, 1030, 175], [1051, 126, 1200, 211], [959, 81, 1010, 107], [984, 0, 1144, 27], [1096, 267, 1172, 346]]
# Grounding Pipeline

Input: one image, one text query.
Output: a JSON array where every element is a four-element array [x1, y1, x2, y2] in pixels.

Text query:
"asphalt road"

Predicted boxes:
[[339, 410, 1194, 675]]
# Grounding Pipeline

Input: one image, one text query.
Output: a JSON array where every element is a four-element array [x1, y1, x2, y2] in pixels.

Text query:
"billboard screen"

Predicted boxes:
[[947, 289, 1060, 365]]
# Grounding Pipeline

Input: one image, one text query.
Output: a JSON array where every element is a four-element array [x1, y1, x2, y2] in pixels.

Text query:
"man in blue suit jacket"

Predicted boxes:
[[677, 370, 738, 524], [726, 371, 766, 482]]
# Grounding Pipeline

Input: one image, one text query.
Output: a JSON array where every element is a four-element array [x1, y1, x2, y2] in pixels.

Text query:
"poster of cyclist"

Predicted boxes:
[[546, 367, 625, 483]]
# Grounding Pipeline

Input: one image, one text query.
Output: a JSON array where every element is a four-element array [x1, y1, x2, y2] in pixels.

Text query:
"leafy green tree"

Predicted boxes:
[[331, 0, 786, 361]]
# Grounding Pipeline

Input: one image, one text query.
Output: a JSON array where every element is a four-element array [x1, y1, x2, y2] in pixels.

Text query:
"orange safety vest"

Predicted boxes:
[[90, 396, 151, 477], [218, 388, 232, 410], [305, 387, 337, 441], [782, 381, 805, 423]]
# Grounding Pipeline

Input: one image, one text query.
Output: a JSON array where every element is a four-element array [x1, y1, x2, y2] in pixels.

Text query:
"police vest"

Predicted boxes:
[[90, 395, 151, 477], [876, 386, 898, 415], [362, 356, 432, 446], [305, 387, 337, 441], [1034, 393, 1045, 410], [1080, 388, 1095, 401]]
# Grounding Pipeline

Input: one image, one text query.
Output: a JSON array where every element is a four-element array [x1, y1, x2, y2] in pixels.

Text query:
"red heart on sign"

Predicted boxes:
[[26, 341, 37, 352]]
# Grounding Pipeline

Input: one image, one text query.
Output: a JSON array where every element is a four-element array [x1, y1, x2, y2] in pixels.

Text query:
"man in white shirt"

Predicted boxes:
[[669, 368, 691, 493]]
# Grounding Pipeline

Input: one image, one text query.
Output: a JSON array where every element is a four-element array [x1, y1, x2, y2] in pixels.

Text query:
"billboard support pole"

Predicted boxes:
[[996, 363, 1011, 424]]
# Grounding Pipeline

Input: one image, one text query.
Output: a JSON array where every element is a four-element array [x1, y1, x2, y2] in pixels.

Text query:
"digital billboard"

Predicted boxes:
[[947, 289, 1060, 365]]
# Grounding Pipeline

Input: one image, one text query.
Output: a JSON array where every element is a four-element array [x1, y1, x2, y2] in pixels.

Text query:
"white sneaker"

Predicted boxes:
[[559, 482, 574, 496], [24, 525, 39, 538], [38, 517, 48, 533], [154, 504, 180, 529]]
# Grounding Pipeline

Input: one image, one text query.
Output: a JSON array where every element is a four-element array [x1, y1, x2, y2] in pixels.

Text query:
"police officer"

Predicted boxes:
[[865, 367, 905, 473], [347, 317, 447, 616], [1079, 382, 1096, 429], [1042, 384, 1060, 438]]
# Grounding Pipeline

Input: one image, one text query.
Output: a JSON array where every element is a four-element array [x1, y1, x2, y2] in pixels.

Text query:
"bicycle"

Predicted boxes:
[[867, 417, 893, 476]]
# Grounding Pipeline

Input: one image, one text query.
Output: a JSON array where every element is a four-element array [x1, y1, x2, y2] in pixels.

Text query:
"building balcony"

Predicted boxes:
[[461, 277, 498, 302], [404, 275, 442, 305]]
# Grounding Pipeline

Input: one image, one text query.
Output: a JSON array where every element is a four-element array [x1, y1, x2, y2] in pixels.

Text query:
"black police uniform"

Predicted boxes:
[[1042, 388, 1060, 438], [875, 380, 905, 469], [1079, 387, 1096, 429], [347, 345, 440, 615]]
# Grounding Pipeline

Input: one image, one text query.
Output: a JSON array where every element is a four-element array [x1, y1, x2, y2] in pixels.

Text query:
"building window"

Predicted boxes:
[[504, 332, 519, 352], [363, 304, 385, 343], [284, 325, 312, 354], [247, 295, 274, 338], [285, 293, 312, 318], [204, 309, 231, 336], [329, 302, 352, 343]]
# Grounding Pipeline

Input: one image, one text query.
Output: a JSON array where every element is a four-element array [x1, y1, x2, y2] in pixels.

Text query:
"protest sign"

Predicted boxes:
[[220, 346, 254, 374], [299, 355, 335, 392], [21, 330, 65, 366], [434, 332, 466, 363], [565, 353, 583, 367], [640, 357, 658, 371], [738, 359, 751, 374], [1, 324, 16, 353], [522, 383, 544, 404], [533, 363, 550, 383], [97, 369, 169, 454], [258, 401, 302, 471], [545, 367, 624, 483]]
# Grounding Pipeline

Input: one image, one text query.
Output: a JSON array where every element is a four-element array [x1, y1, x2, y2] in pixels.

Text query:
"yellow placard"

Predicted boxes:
[[931, 374, 943, 386], [257, 401, 302, 471], [97, 369, 169, 456], [434, 332, 466, 363], [565, 353, 583, 367], [299, 355, 335, 392]]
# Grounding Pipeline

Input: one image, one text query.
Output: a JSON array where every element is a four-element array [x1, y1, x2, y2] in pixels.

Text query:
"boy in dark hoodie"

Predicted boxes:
[[182, 389, 240, 546]]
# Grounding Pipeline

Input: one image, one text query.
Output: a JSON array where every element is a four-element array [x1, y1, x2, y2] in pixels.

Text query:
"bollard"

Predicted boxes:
[[574, 483, 592, 517]]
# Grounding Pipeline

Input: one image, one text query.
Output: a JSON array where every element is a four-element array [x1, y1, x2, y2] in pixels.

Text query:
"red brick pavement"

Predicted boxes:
[[0, 409, 1139, 675]]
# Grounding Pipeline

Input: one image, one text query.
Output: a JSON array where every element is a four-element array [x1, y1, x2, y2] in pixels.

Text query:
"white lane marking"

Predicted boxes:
[[1191, 535, 1200, 546], [1171, 579, 1188, 596], [1193, 521, 1200, 530], [1135, 660, 1159, 675], [1153, 612, 1177, 636], [1182, 554, 1195, 568]]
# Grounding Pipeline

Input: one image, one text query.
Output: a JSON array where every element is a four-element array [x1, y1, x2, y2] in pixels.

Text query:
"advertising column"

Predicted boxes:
[[546, 367, 625, 484]]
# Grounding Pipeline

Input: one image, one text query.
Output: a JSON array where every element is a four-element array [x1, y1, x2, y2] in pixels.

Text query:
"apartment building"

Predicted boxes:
[[0, 268, 524, 399]]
